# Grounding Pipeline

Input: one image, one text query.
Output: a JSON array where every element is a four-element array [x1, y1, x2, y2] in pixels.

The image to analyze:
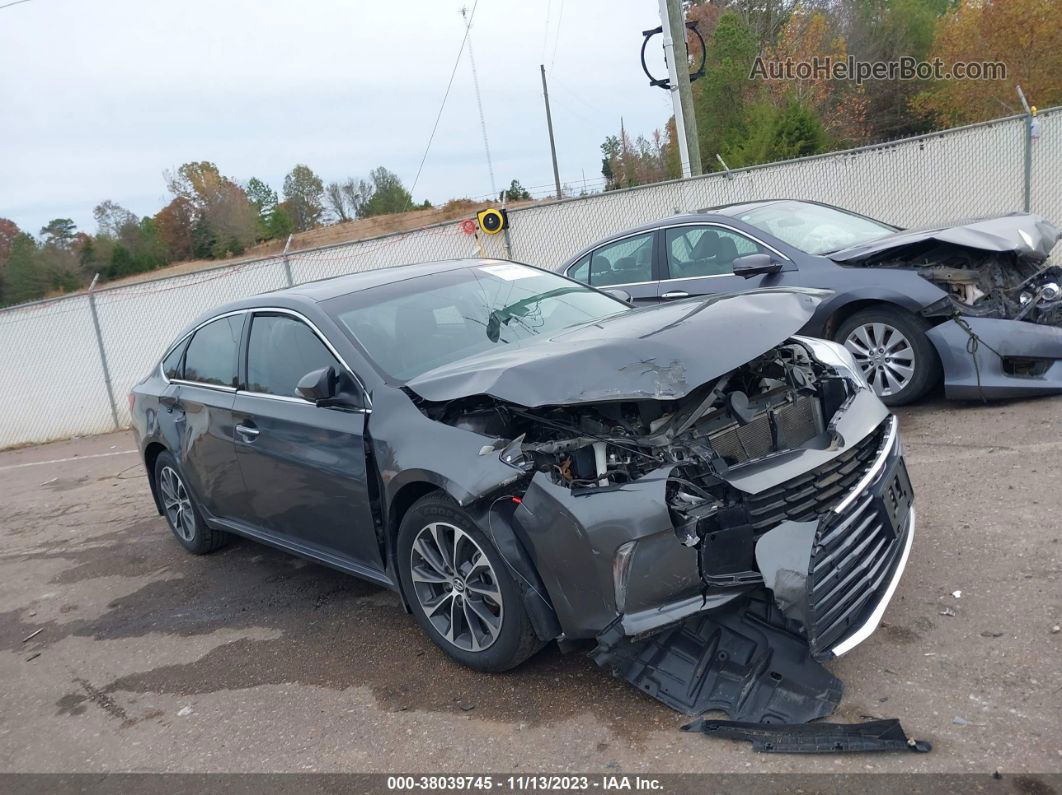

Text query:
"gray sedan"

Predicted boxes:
[[558, 199, 1062, 405]]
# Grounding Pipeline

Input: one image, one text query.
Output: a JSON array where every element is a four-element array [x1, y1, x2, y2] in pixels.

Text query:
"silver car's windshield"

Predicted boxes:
[[725, 201, 897, 255], [325, 262, 629, 381]]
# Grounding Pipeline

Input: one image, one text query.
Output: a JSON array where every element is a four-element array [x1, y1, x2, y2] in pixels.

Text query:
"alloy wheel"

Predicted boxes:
[[844, 322, 916, 398], [409, 522, 504, 652], [159, 465, 196, 542]]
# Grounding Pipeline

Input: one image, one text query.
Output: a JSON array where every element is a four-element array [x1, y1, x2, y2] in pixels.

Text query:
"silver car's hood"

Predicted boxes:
[[830, 213, 1060, 264]]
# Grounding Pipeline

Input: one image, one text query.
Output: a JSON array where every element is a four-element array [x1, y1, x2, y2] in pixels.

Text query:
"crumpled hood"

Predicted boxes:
[[829, 213, 1060, 264], [405, 288, 829, 407]]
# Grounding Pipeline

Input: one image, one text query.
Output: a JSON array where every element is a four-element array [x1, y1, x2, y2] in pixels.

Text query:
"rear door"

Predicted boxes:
[[170, 313, 246, 520], [660, 224, 779, 300], [232, 311, 383, 572], [565, 230, 661, 304]]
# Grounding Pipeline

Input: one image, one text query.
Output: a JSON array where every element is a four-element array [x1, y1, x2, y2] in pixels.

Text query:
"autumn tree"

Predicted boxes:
[[763, 7, 868, 145], [166, 161, 258, 256], [282, 164, 326, 231], [155, 196, 197, 262], [92, 200, 138, 239], [916, 0, 1062, 124]]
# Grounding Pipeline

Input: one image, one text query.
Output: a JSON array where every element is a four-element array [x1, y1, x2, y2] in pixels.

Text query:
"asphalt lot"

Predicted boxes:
[[0, 396, 1060, 775]]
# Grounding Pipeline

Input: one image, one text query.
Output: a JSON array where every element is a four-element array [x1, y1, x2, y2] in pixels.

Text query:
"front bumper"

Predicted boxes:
[[927, 316, 1062, 399]]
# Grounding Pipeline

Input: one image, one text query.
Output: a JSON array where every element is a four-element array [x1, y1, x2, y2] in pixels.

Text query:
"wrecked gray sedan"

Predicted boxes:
[[131, 259, 913, 722], [559, 200, 1062, 404]]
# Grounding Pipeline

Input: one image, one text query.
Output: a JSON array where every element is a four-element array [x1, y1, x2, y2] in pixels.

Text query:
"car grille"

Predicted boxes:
[[708, 394, 824, 467], [805, 485, 910, 658], [741, 420, 887, 532]]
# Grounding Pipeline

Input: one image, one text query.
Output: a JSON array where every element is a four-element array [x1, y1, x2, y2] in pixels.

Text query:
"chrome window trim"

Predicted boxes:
[[157, 306, 371, 409], [563, 221, 790, 287], [237, 389, 372, 415], [169, 379, 237, 393]]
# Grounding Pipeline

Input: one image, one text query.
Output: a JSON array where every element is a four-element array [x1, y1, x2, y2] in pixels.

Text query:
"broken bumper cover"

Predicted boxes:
[[927, 316, 1062, 399]]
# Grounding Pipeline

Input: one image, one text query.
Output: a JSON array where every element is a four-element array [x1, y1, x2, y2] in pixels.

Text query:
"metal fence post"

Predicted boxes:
[[87, 274, 121, 430], [282, 234, 295, 286], [1017, 86, 1033, 212]]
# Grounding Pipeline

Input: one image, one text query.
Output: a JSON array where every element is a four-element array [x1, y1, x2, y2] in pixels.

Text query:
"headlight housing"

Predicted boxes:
[[794, 335, 870, 391]]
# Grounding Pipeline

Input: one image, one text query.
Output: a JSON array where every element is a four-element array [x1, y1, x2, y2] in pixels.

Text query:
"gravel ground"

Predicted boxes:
[[0, 397, 1060, 775]]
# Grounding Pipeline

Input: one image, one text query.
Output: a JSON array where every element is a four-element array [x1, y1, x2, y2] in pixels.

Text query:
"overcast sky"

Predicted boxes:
[[0, 0, 674, 236]]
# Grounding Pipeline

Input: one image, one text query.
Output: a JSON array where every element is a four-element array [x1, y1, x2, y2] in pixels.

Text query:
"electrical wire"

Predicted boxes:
[[549, 0, 565, 71], [409, 0, 479, 197]]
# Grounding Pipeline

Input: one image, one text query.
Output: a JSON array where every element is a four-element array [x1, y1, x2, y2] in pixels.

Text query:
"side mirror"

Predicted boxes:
[[296, 366, 365, 410], [733, 253, 782, 278], [602, 287, 634, 305]]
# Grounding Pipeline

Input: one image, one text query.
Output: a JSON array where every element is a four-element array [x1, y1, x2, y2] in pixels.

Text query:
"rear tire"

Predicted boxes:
[[834, 306, 940, 406], [397, 493, 543, 672], [154, 451, 228, 554]]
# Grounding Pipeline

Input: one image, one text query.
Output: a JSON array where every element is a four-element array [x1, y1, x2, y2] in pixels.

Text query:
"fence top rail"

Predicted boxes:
[[1, 104, 1055, 318]]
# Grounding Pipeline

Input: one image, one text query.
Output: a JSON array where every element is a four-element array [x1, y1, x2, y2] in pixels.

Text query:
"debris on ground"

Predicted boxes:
[[681, 718, 932, 754], [940, 607, 956, 617], [22, 628, 43, 643]]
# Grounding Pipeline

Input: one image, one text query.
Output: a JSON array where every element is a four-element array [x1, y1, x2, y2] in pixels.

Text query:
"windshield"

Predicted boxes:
[[325, 262, 629, 381], [723, 200, 896, 255]]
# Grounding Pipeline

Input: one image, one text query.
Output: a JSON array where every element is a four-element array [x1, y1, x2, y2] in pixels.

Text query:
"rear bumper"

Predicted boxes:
[[927, 316, 1062, 399]]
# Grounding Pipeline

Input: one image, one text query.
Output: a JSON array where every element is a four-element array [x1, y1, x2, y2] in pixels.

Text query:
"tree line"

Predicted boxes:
[[0, 162, 428, 307], [601, 0, 1062, 189]]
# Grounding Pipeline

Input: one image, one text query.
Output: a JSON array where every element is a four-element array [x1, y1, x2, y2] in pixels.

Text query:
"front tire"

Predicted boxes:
[[835, 307, 941, 406], [154, 451, 228, 554], [397, 493, 542, 672]]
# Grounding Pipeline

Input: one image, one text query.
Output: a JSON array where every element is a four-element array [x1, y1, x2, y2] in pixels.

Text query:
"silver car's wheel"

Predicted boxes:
[[844, 321, 916, 398], [159, 465, 196, 542], [409, 521, 504, 652]]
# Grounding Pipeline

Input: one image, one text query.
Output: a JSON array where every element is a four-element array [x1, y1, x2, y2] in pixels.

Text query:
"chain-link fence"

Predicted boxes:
[[1, 107, 1059, 448]]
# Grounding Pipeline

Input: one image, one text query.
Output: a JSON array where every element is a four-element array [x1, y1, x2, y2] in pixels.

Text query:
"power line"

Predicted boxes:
[[409, 0, 479, 197], [549, 0, 565, 71], [0, 0, 34, 9]]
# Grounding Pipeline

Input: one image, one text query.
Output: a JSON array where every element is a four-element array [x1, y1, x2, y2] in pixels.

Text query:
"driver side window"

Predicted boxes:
[[664, 226, 763, 280], [585, 232, 654, 286], [246, 314, 341, 397]]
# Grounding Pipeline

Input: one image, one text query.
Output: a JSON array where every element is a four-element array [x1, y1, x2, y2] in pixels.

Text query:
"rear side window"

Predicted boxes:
[[567, 255, 590, 284], [182, 315, 242, 387], [588, 232, 654, 286], [247, 314, 341, 397], [161, 339, 187, 380]]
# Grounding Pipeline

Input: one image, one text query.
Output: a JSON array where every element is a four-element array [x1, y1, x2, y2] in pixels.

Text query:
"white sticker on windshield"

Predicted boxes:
[[479, 263, 537, 281]]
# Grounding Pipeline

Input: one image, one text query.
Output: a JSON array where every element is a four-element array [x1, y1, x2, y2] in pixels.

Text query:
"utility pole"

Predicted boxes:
[[461, 6, 497, 198], [659, 0, 702, 177], [540, 65, 563, 200]]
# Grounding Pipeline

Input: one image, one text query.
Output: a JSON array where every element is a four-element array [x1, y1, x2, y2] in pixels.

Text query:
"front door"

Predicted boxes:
[[232, 312, 383, 572]]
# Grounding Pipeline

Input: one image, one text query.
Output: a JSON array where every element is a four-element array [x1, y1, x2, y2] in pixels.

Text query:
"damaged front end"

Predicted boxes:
[[832, 213, 1062, 326], [411, 327, 914, 721]]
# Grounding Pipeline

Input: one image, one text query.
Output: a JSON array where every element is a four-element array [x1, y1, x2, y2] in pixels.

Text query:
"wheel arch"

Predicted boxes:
[[821, 296, 921, 340], [143, 441, 169, 516]]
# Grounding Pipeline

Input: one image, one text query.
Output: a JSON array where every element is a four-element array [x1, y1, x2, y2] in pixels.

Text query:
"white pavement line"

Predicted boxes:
[[0, 449, 138, 472]]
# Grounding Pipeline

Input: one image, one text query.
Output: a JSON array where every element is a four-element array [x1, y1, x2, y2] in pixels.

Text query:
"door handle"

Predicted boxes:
[[661, 290, 690, 300], [235, 423, 260, 442]]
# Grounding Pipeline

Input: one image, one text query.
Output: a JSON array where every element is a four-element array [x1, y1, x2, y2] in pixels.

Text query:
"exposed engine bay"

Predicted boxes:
[[866, 247, 1062, 326], [414, 339, 856, 555]]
